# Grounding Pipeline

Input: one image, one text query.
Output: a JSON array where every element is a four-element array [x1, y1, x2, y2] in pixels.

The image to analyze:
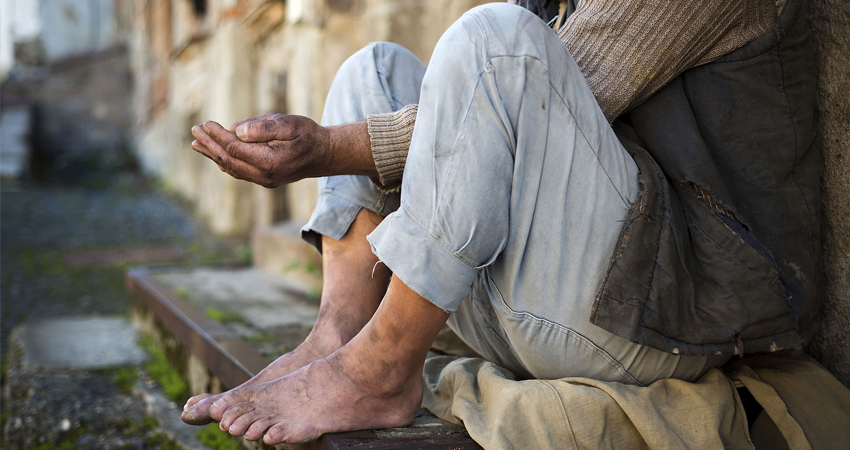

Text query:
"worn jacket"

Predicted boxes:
[[366, 0, 820, 356], [595, 0, 820, 356]]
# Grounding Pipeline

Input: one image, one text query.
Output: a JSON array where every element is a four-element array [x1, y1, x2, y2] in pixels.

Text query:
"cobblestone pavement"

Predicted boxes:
[[1, 175, 243, 354], [1, 171, 247, 449]]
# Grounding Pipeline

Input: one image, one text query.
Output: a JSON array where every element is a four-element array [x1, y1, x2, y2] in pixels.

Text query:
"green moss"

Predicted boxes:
[[205, 306, 244, 324], [111, 367, 139, 396], [174, 286, 190, 301], [137, 334, 190, 402], [39, 426, 88, 450], [113, 415, 160, 434], [146, 431, 186, 450], [282, 260, 302, 274], [303, 260, 319, 275], [238, 246, 253, 264], [195, 423, 242, 450], [282, 259, 320, 276], [306, 286, 322, 300]]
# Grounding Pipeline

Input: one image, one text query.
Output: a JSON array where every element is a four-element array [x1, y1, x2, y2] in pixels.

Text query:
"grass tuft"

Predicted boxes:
[[196, 423, 242, 450], [205, 306, 244, 324], [137, 334, 190, 402]]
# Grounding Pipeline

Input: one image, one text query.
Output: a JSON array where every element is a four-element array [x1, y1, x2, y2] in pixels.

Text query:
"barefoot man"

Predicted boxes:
[[181, 0, 819, 445]]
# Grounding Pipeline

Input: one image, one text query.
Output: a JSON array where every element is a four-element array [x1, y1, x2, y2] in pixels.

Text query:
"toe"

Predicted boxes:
[[185, 393, 214, 408], [263, 421, 322, 446], [227, 409, 268, 437], [209, 390, 249, 421], [181, 394, 219, 425], [263, 422, 289, 446], [241, 414, 280, 440], [219, 402, 256, 432]]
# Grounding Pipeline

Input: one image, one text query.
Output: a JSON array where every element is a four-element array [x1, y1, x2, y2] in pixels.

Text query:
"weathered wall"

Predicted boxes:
[[805, 0, 850, 386], [131, 0, 489, 236], [30, 46, 134, 178], [40, 0, 119, 61]]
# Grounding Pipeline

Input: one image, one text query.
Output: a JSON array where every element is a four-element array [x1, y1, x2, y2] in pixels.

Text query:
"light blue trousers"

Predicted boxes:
[[304, 3, 728, 385]]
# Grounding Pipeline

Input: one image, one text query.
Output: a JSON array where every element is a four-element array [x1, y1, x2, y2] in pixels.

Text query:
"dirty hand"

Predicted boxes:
[[190, 114, 333, 188], [191, 113, 376, 188]]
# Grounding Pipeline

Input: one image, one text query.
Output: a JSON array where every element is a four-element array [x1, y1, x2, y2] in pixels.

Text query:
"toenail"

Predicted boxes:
[[229, 424, 237, 432], [184, 406, 194, 414], [212, 400, 224, 408]]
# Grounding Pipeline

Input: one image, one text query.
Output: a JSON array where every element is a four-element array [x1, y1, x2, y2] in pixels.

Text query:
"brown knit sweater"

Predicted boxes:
[[366, 0, 778, 192]]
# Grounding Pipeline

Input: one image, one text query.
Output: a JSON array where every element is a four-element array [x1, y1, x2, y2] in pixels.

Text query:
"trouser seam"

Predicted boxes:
[[548, 78, 632, 208], [489, 275, 645, 386]]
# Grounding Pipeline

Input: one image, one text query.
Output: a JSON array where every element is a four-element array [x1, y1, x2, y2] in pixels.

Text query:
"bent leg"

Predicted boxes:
[[369, 3, 725, 385], [183, 43, 426, 425]]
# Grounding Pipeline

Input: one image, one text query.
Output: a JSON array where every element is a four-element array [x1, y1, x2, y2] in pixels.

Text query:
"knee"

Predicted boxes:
[[436, 3, 555, 61], [336, 42, 420, 79]]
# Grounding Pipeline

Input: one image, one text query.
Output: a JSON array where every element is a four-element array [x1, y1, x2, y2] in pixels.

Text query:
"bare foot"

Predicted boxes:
[[209, 350, 423, 444], [181, 335, 340, 425], [183, 209, 393, 425], [206, 276, 448, 445]]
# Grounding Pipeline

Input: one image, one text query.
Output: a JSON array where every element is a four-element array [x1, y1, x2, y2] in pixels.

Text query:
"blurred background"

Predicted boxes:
[[1, 0, 495, 234], [0, 1, 848, 449]]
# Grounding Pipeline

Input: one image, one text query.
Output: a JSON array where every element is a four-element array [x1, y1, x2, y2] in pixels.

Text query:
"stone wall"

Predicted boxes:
[[805, 0, 850, 387], [29, 45, 134, 180], [130, 0, 489, 236]]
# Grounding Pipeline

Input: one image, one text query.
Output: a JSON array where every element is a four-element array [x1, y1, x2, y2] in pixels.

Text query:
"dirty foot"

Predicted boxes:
[[181, 335, 341, 425], [209, 341, 423, 445]]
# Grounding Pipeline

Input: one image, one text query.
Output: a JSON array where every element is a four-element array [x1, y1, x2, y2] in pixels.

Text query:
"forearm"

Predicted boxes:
[[326, 121, 379, 178]]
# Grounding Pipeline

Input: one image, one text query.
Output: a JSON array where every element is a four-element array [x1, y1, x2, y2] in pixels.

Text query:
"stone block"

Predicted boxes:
[[252, 220, 323, 292], [10, 317, 147, 370]]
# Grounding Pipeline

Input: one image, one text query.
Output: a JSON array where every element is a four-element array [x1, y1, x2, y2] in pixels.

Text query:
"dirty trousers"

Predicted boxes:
[[303, 4, 727, 385]]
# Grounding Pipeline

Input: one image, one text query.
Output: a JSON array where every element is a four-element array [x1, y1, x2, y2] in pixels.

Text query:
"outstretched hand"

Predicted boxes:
[[191, 113, 376, 188], [191, 113, 331, 188]]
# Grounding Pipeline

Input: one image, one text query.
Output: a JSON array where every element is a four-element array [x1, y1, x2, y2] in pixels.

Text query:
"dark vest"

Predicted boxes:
[[595, 0, 820, 356]]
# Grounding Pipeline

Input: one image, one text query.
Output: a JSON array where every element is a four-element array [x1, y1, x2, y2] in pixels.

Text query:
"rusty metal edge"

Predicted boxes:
[[126, 267, 255, 388]]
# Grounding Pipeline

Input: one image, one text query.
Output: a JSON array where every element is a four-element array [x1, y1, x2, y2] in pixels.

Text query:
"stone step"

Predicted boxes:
[[8, 317, 147, 370], [126, 265, 482, 450], [251, 221, 323, 294]]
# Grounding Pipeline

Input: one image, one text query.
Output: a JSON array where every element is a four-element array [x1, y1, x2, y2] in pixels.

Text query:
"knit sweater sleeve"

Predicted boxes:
[[559, 0, 776, 122], [366, 103, 417, 193]]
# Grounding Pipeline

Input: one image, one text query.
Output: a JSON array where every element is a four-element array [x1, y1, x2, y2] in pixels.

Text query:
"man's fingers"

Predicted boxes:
[[192, 126, 278, 187], [203, 121, 279, 171], [192, 140, 276, 187], [228, 113, 280, 133], [234, 117, 297, 143], [192, 125, 229, 165]]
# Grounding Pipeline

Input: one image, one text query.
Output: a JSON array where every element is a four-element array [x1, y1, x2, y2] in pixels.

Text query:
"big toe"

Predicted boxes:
[[182, 394, 218, 425]]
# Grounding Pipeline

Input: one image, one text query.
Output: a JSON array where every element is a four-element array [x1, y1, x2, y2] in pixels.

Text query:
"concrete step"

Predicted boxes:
[[9, 317, 147, 370], [126, 265, 482, 450], [5, 317, 209, 450], [251, 221, 323, 294]]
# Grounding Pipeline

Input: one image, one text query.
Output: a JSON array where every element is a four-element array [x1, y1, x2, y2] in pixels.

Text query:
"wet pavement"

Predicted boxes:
[[1, 171, 246, 449], [1, 176, 243, 354]]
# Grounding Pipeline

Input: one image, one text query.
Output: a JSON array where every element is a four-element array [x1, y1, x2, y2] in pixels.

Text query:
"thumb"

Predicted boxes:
[[236, 117, 296, 143]]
